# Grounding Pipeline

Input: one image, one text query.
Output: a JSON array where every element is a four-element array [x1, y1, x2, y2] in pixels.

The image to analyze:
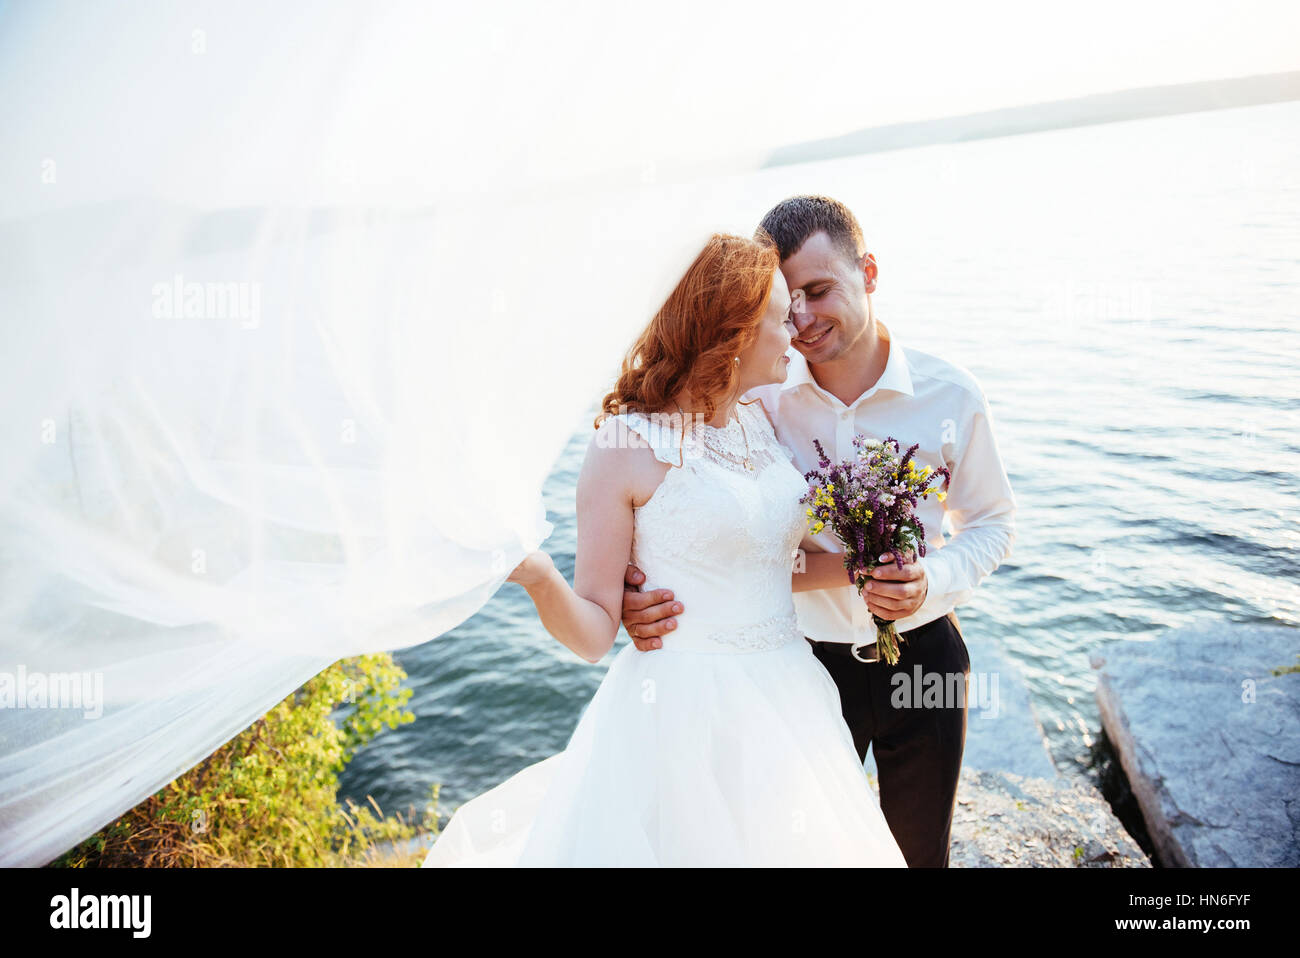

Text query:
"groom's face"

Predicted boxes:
[[779, 231, 876, 364]]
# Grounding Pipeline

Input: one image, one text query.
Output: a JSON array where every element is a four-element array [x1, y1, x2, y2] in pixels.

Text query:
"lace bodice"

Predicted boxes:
[[604, 400, 809, 653]]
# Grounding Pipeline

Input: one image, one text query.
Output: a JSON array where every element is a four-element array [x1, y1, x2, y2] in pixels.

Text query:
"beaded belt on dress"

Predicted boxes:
[[660, 611, 803, 654]]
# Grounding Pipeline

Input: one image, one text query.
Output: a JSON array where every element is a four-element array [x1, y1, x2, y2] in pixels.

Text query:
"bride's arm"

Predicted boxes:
[[792, 549, 853, 593], [508, 432, 637, 663]]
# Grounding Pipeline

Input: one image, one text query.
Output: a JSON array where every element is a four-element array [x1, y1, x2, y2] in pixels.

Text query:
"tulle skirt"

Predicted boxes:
[[421, 636, 908, 867]]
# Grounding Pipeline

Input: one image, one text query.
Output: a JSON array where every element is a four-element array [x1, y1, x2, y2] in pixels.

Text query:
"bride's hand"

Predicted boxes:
[[507, 550, 555, 589]]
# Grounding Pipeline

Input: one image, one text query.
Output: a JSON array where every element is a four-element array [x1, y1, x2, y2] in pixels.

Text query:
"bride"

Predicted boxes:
[[422, 233, 907, 867]]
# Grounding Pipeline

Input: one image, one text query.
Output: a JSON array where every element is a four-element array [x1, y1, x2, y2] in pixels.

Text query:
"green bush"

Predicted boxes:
[[52, 652, 439, 868]]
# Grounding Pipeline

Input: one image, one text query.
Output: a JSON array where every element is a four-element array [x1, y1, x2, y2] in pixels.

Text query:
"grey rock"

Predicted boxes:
[[1091, 620, 1300, 867], [1083, 839, 1115, 863], [949, 767, 1150, 867]]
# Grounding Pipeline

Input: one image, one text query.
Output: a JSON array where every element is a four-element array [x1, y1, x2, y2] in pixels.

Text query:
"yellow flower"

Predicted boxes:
[[937, 491, 947, 502]]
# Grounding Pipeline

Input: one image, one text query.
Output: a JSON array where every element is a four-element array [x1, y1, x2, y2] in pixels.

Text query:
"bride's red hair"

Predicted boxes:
[[597, 232, 779, 426]]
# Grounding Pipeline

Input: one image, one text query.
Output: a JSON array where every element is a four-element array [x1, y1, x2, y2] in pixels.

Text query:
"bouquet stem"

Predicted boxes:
[[849, 562, 905, 665], [868, 610, 903, 666]]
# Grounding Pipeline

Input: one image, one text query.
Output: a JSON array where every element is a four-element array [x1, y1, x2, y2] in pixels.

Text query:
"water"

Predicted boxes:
[[341, 100, 1300, 821]]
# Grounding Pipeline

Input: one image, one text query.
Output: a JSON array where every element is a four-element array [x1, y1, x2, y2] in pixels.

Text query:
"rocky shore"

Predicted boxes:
[[950, 766, 1149, 867], [1091, 620, 1300, 867], [866, 629, 1151, 867], [938, 618, 1298, 867]]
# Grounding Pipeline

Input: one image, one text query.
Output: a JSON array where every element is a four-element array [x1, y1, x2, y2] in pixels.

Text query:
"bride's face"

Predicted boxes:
[[735, 267, 794, 390]]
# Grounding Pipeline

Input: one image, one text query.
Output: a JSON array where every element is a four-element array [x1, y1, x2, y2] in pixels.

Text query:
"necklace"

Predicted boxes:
[[676, 401, 754, 472]]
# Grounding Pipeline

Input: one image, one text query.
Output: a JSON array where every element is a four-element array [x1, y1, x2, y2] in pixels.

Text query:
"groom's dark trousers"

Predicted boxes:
[[807, 611, 969, 868]]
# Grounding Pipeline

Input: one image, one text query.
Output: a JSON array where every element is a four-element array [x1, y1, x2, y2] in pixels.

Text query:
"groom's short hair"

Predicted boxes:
[[756, 195, 865, 266]]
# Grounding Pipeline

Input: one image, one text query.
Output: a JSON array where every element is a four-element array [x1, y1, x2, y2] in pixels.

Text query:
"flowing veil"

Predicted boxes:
[[0, 0, 852, 865]]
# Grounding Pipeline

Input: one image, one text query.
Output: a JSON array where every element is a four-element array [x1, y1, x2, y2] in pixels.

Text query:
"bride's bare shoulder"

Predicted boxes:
[[583, 414, 673, 506]]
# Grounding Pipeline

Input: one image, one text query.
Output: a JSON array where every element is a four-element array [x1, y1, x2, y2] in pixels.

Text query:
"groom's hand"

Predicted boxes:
[[622, 563, 682, 651], [864, 551, 928, 621]]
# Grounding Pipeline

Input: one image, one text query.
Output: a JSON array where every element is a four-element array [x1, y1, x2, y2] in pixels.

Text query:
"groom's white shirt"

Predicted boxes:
[[744, 322, 1016, 644]]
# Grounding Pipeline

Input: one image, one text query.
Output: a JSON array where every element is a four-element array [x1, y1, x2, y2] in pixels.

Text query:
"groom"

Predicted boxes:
[[621, 195, 1016, 867]]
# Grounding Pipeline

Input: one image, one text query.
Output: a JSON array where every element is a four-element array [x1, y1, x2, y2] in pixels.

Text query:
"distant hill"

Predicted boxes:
[[763, 70, 1300, 167]]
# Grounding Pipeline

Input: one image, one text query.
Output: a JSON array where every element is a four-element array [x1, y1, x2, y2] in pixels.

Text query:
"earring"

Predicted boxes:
[[733, 357, 740, 365]]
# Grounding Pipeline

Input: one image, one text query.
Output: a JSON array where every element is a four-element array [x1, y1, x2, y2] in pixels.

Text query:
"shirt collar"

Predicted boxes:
[[780, 322, 914, 403]]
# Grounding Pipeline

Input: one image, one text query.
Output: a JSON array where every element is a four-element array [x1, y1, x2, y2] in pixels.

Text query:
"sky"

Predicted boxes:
[[2, 0, 1299, 211]]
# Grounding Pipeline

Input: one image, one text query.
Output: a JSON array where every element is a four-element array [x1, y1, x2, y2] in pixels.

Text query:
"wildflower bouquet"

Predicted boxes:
[[801, 435, 951, 665]]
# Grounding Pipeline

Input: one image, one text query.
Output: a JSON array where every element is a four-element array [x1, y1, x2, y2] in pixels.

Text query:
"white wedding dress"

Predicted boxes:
[[421, 400, 907, 867]]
